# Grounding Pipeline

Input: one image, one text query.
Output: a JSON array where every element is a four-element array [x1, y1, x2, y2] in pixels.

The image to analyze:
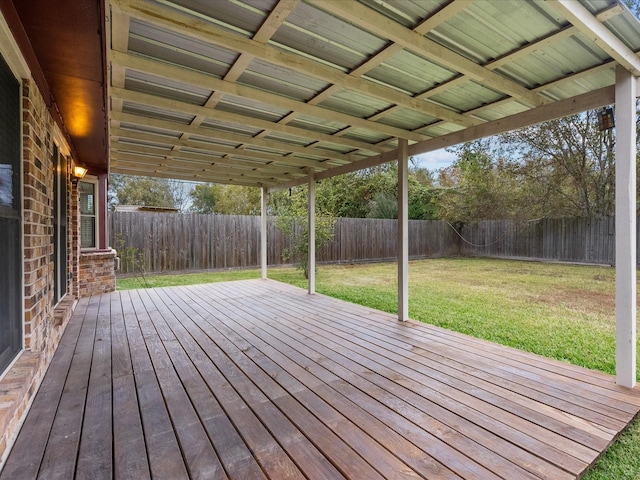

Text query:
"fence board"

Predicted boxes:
[[110, 213, 634, 275], [458, 217, 631, 265], [110, 213, 456, 274]]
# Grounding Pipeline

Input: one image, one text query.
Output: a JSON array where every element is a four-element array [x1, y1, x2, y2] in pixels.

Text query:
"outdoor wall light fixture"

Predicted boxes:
[[71, 163, 88, 184], [597, 106, 615, 131]]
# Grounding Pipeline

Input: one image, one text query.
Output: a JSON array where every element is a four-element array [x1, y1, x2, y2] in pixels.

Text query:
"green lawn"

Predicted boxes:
[[117, 257, 640, 479]]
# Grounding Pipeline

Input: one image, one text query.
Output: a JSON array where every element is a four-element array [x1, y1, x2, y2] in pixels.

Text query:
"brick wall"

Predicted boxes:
[[0, 78, 78, 465], [78, 249, 117, 297], [22, 78, 55, 354]]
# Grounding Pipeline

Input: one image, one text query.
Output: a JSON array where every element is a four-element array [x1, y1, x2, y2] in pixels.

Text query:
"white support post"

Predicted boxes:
[[260, 185, 268, 280], [398, 138, 409, 321], [615, 65, 637, 388], [308, 170, 316, 295]]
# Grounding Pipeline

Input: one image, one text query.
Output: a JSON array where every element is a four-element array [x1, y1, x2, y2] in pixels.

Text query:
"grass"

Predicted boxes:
[[117, 257, 640, 479], [116, 269, 259, 290]]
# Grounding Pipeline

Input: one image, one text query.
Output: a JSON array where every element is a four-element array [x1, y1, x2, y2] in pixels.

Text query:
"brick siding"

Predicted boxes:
[[79, 249, 117, 297], [0, 78, 79, 465]]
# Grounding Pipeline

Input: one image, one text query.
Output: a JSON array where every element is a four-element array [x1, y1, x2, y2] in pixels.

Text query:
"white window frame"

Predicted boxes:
[[79, 176, 100, 250], [52, 144, 68, 304], [0, 11, 27, 372]]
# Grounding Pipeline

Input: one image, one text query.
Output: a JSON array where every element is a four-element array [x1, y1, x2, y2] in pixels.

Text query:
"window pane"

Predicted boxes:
[[81, 216, 95, 248], [79, 181, 95, 215], [0, 164, 12, 208]]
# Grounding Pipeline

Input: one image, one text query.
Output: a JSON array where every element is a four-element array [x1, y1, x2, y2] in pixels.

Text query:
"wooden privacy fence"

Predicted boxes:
[[459, 217, 639, 264], [110, 212, 634, 275], [109, 212, 457, 274]]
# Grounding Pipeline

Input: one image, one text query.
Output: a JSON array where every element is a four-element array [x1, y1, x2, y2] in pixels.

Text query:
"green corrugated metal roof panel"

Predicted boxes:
[[216, 94, 291, 122], [199, 119, 263, 137], [188, 136, 242, 149], [287, 114, 348, 135], [318, 89, 392, 118], [108, 0, 640, 187], [129, 19, 235, 76], [122, 102, 195, 124], [359, 0, 449, 28], [341, 128, 392, 144], [241, 59, 329, 102], [430, 80, 505, 113], [169, 0, 274, 38], [428, 2, 564, 64], [377, 107, 437, 131], [470, 102, 531, 123], [264, 131, 318, 146], [272, 2, 386, 71], [119, 123, 182, 139], [367, 49, 457, 96], [124, 70, 212, 105]]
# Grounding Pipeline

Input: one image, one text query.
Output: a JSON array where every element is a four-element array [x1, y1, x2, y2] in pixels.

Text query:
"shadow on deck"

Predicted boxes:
[[2, 279, 639, 479]]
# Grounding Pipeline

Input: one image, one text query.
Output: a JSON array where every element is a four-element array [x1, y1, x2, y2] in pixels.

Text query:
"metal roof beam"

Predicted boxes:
[[109, 163, 264, 186], [111, 111, 357, 165], [111, 129, 326, 172], [111, 0, 479, 128], [111, 86, 387, 155], [111, 140, 318, 172], [307, 0, 548, 108], [110, 152, 298, 182], [112, 50, 428, 142], [547, 0, 640, 76], [269, 85, 614, 192]]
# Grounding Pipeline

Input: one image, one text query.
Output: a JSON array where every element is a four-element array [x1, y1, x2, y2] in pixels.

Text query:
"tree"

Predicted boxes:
[[435, 141, 530, 222], [109, 174, 188, 211], [408, 172, 438, 220], [189, 183, 261, 215], [272, 185, 336, 279], [314, 167, 397, 218], [189, 184, 218, 214], [312, 163, 438, 220], [367, 191, 398, 219], [500, 111, 617, 217], [169, 180, 191, 213], [214, 185, 261, 215]]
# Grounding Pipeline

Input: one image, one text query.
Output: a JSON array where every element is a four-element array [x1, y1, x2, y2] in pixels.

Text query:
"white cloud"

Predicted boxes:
[[412, 149, 457, 171]]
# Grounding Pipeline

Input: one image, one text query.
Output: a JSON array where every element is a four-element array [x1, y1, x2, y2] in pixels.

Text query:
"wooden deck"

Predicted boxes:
[[2, 279, 640, 480]]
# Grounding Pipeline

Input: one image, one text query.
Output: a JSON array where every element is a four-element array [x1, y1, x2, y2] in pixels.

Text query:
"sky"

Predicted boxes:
[[412, 148, 457, 172]]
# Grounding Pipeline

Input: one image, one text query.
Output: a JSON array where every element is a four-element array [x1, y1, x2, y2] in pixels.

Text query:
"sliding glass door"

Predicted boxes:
[[0, 53, 22, 373], [53, 145, 67, 303]]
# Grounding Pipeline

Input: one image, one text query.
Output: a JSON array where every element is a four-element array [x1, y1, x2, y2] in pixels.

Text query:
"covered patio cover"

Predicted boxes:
[[102, 0, 640, 387]]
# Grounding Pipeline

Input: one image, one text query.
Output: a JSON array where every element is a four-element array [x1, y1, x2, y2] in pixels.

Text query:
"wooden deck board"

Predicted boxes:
[[121, 290, 189, 480], [111, 290, 151, 480], [0, 299, 89, 480], [160, 285, 462, 480], [184, 284, 572, 480], [2, 279, 640, 480], [188, 282, 581, 479], [247, 288, 609, 456], [36, 295, 100, 480]]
